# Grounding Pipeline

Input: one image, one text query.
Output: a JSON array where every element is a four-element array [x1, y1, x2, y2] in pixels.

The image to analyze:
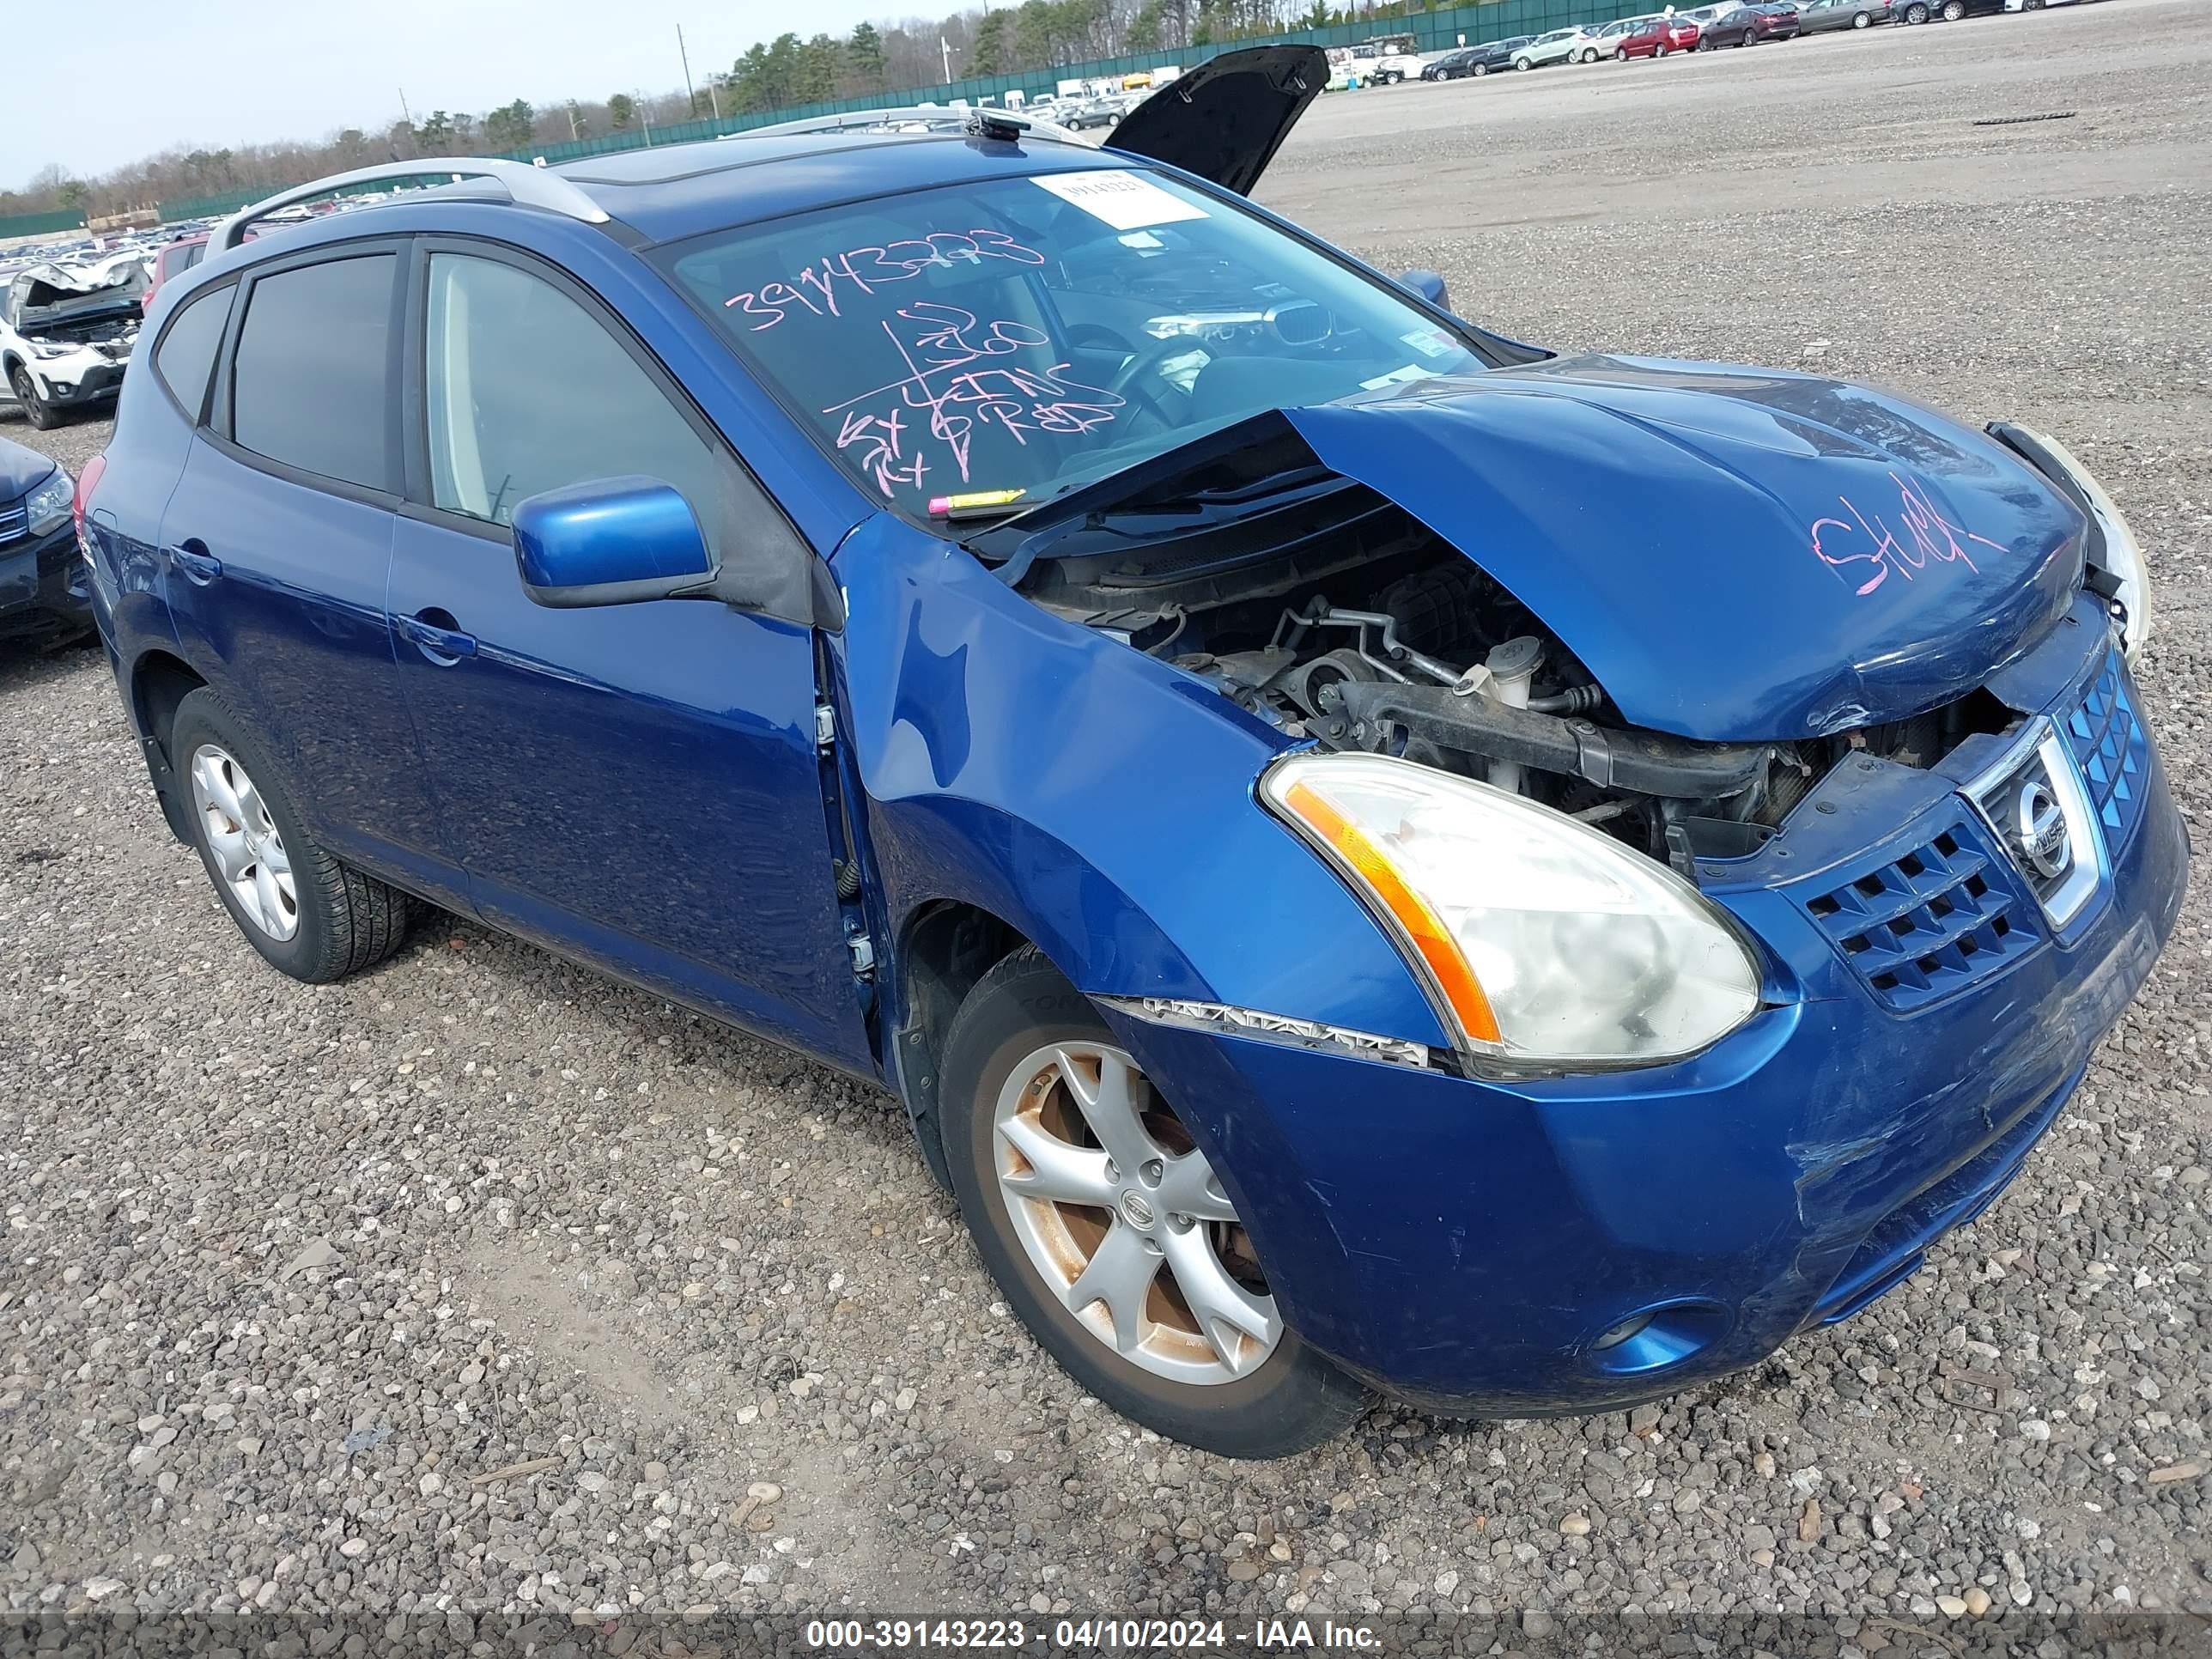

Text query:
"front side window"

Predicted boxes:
[[661, 170, 1487, 521], [422, 253, 732, 541], [230, 254, 394, 489]]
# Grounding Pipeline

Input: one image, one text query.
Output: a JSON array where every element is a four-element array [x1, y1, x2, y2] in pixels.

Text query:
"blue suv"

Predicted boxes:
[[82, 48, 2184, 1455]]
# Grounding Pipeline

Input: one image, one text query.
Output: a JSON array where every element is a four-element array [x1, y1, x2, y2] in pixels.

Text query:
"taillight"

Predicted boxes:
[[74, 452, 107, 545]]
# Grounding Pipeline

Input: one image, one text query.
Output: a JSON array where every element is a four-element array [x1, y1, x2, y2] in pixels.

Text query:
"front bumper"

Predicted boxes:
[[41, 362, 127, 405], [0, 521, 91, 638], [1105, 611, 2186, 1415]]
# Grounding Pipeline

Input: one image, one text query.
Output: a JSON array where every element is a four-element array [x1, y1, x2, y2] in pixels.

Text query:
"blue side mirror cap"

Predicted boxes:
[[513, 477, 714, 609], [1400, 268, 1450, 311]]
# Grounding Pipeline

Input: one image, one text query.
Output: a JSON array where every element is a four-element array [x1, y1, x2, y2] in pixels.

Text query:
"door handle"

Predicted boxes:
[[168, 540, 222, 584], [398, 609, 477, 665]]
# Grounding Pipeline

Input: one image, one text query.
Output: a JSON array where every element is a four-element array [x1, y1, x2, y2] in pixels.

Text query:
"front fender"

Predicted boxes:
[[830, 514, 1448, 1049]]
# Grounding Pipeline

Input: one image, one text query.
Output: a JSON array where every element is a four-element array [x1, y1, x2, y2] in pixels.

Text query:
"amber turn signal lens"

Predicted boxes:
[[1282, 779, 1504, 1048]]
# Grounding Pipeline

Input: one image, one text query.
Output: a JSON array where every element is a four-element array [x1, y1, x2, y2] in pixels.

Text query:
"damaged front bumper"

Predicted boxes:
[[1102, 605, 2185, 1415]]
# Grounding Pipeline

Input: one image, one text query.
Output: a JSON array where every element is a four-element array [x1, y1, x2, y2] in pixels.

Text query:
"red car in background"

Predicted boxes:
[[1619, 15, 1703, 54], [141, 234, 209, 315]]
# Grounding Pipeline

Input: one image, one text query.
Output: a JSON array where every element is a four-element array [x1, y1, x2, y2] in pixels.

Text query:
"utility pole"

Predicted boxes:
[[567, 102, 581, 139], [677, 25, 698, 116], [398, 86, 414, 126], [639, 93, 654, 147], [708, 76, 722, 120], [941, 34, 954, 81]]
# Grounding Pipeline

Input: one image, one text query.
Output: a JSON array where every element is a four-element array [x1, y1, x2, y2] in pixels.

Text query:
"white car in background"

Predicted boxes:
[[0, 250, 144, 430], [1513, 27, 1599, 69]]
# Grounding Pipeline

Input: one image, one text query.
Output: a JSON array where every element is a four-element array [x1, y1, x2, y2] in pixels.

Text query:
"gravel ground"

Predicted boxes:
[[3, 0, 2209, 1646]]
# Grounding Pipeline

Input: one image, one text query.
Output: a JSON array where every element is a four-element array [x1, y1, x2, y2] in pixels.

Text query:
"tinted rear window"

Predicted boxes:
[[230, 255, 393, 490], [154, 283, 233, 422]]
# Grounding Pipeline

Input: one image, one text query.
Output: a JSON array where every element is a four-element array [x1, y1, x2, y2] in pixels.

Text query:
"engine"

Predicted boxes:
[[1018, 501, 2005, 875]]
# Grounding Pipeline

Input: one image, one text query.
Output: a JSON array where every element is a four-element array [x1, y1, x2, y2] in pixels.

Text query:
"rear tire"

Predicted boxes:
[[1942, 0, 1965, 15], [1741, 29, 1757, 45], [1474, 61, 1489, 74], [1853, 9, 1873, 24], [170, 689, 416, 983], [9, 366, 61, 431], [1904, 2, 1929, 20], [939, 949, 1370, 1458]]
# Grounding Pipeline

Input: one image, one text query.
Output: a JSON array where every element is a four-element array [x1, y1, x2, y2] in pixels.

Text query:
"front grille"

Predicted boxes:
[[2062, 652, 2148, 856], [1799, 811, 2043, 1012], [0, 501, 25, 545]]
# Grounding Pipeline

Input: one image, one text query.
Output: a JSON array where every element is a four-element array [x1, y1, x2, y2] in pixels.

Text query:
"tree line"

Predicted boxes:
[[5, 0, 1430, 218]]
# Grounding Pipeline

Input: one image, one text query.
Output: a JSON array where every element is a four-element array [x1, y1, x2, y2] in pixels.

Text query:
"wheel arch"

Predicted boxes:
[[887, 896, 1039, 1188], [128, 647, 210, 844]]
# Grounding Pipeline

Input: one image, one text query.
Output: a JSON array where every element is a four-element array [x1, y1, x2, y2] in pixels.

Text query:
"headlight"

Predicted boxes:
[[23, 465, 73, 536], [1262, 752, 1761, 1066], [29, 338, 80, 360], [2014, 426, 2151, 664]]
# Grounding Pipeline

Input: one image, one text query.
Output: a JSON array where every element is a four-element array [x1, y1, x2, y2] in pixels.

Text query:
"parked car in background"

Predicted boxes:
[[143, 233, 211, 316], [1619, 15, 1703, 55], [1582, 16, 1660, 58], [1462, 36, 1535, 75], [1899, 0, 2002, 18], [2005, 0, 2081, 9], [0, 436, 87, 644], [1799, 0, 1893, 29], [1515, 27, 1598, 69], [82, 45, 2181, 1462], [1751, 3, 1805, 38], [1064, 100, 1121, 129], [1420, 47, 1484, 79], [1, 251, 144, 430]]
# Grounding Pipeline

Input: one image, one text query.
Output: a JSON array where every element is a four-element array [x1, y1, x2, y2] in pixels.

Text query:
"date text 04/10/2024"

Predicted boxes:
[[801, 1618, 1382, 1650]]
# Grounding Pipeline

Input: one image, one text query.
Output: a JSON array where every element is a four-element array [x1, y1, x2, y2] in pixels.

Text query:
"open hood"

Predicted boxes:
[[1103, 45, 1328, 196], [996, 358, 2088, 744], [1287, 359, 2088, 741]]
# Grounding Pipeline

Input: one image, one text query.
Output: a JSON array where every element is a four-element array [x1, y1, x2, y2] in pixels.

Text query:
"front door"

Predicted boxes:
[[384, 241, 872, 1068]]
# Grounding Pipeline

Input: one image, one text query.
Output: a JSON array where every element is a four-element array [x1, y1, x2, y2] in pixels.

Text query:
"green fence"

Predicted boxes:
[[0, 208, 89, 240], [159, 0, 1626, 222]]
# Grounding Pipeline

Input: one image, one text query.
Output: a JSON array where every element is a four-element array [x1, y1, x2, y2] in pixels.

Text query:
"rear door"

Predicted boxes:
[[1103, 46, 1329, 195], [384, 239, 871, 1067], [158, 239, 465, 907]]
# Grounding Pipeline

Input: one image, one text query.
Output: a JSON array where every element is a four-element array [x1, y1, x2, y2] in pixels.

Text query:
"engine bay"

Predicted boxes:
[[1011, 479, 2016, 878]]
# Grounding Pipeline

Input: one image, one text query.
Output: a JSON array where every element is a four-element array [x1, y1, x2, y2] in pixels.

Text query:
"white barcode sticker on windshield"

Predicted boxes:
[[1034, 170, 1208, 230]]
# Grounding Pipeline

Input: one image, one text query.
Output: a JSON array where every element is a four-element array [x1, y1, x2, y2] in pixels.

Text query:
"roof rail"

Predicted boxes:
[[733, 107, 1087, 146], [215, 158, 611, 252]]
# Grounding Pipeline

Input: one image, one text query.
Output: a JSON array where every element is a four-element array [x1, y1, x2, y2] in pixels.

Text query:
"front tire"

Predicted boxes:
[[939, 950, 1370, 1458], [9, 366, 61, 431], [1904, 2, 1929, 20], [1942, 0, 1965, 15], [170, 688, 416, 982]]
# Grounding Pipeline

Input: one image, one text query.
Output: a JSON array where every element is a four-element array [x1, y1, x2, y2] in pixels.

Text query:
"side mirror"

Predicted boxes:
[[513, 477, 715, 609], [1399, 268, 1450, 311]]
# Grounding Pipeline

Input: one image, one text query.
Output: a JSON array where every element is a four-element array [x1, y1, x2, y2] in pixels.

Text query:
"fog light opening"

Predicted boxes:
[[1586, 1300, 1729, 1376]]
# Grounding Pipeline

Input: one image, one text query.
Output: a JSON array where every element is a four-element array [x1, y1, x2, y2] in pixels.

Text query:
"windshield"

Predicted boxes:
[[661, 169, 1487, 519]]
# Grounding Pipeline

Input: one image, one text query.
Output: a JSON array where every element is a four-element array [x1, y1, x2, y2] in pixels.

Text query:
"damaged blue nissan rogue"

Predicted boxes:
[[81, 47, 2183, 1455]]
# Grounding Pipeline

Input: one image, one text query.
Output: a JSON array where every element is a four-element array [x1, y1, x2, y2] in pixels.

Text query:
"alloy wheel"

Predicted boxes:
[[189, 742, 299, 940], [992, 1040, 1279, 1387]]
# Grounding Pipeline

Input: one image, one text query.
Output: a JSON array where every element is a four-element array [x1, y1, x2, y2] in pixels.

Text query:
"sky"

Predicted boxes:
[[1, 0, 900, 188]]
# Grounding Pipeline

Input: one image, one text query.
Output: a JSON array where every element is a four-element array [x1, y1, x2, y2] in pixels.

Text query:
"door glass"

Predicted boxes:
[[154, 283, 233, 423], [231, 254, 395, 489], [422, 254, 729, 542]]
